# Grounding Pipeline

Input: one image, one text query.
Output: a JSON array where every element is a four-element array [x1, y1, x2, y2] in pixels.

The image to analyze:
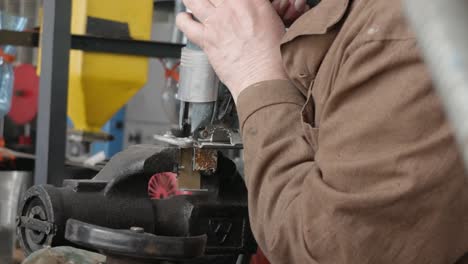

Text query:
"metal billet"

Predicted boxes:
[[193, 149, 218, 172]]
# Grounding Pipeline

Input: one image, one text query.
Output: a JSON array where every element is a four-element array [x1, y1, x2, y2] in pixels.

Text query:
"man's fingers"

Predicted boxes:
[[273, 0, 291, 16], [183, 0, 215, 22], [176, 12, 205, 47], [282, 0, 308, 25]]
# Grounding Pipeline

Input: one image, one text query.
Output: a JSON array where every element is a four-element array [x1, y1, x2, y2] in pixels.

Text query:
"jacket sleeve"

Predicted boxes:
[[236, 39, 468, 264]]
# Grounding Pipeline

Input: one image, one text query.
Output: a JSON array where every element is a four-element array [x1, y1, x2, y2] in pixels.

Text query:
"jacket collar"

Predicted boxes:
[[281, 0, 350, 44]]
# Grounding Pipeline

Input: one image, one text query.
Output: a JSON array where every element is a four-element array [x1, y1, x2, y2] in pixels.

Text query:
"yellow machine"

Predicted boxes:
[[41, 0, 153, 132]]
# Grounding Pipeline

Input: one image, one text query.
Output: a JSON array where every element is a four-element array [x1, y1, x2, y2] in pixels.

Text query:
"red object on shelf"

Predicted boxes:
[[0, 137, 15, 164], [0, 48, 15, 63], [18, 135, 32, 146], [148, 172, 191, 199], [9, 64, 39, 125]]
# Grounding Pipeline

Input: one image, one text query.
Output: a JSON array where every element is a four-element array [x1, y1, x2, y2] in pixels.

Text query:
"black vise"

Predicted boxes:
[[16, 145, 256, 263]]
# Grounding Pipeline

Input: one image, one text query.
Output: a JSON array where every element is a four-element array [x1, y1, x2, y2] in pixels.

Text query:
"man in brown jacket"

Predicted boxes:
[[177, 0, 468, 263]]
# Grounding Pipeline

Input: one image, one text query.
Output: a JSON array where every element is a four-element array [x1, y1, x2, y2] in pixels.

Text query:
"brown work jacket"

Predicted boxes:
[[237, 0, 468, 263]]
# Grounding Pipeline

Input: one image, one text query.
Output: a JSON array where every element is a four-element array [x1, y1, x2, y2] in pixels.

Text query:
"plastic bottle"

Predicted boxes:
[[0, 11, 28, 118], [0, 57, 14, 117]]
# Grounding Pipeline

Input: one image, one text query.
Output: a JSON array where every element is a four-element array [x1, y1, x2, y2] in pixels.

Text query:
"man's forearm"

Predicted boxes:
[[237, 80, 318, 263]]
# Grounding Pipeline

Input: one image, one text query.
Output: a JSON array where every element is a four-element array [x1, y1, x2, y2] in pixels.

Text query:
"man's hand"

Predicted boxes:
[[176, 0, 290, 101], [272, 0, 310, 26]]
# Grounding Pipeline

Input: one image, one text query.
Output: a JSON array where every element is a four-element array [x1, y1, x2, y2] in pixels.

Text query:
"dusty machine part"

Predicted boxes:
[[404, 0, 468, 170], [17, 145, 255, 263]]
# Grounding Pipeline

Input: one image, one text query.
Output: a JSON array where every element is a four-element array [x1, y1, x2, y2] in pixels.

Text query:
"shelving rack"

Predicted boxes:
[[0, 0, 184, 186]]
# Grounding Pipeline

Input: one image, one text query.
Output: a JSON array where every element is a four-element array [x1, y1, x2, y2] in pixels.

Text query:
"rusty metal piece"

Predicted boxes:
[[177, 148, 217, 189], [178, 148, 201, 189], [193, 149, 217, 173]]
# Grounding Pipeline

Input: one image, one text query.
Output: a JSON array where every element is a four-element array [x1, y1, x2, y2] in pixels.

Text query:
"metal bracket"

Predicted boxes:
[[154, 126, 243, 149]]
